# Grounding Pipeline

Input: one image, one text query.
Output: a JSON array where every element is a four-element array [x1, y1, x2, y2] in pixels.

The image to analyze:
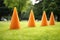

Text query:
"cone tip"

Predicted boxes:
[[14, 7, 17, 10], [30, 9, 34, 15], [14, 7, 16, 8], [51, 12, 53, 14], [43, 11, 46, 14], [31, 9, 33, 12]]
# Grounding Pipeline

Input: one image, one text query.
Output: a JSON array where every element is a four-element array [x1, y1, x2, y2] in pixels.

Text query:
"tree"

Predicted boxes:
[[4, 0, 31, 20], [55, 0, 60, 21], [33, 1, 43, 20], [33, 0, 58, 20], [4, 0, 29, 11]]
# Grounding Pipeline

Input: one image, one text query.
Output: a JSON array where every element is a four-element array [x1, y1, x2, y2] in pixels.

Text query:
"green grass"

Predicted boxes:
[[0, 21, 60, 40]]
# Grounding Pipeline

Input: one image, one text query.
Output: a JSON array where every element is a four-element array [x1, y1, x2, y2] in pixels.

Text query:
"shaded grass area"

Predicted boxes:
[[0, 21, 60, 40]]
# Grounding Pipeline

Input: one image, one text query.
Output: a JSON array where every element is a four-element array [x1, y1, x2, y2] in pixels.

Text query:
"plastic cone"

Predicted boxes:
[[10, 7, 20, 29], [49, 12, 55, 25], [28, 10, 35, 27], [41, 11, 48, 26]]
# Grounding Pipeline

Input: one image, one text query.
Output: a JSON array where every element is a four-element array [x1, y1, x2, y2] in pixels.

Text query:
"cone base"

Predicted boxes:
[[28, 25, 35, 27], [41, 24, 48, 26], [10, 27, 20, 30], [49, 24, 55, 25]]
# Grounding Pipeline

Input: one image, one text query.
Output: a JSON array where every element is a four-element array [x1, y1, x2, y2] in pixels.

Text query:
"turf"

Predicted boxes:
[[0, 21, 60, 40]]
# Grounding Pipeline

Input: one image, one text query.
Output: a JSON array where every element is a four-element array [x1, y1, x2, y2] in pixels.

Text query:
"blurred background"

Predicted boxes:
[[0, 0, 60, 21]]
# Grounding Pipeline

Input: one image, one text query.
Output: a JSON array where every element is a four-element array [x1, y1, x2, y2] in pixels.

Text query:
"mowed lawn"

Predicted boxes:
[[0, 21, 60, 40]]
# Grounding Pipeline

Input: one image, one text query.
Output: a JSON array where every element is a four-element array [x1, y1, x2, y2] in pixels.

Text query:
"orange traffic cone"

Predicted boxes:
[[28, 10, 35, 27], [41, 11, 48, 26], [10, 7, 20, 29], [49, 12, 55, 25]]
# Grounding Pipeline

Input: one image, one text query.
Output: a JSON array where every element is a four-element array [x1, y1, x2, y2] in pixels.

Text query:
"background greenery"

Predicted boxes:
[[0, 0, 59, 21]]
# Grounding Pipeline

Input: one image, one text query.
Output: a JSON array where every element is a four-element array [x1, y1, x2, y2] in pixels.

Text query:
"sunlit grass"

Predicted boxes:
[[0, 21, 60, 40]]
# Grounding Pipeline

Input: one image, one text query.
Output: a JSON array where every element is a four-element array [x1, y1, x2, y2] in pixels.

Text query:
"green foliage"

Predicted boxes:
[[33, 0, 58, 20], [4, 0, 31, 12]]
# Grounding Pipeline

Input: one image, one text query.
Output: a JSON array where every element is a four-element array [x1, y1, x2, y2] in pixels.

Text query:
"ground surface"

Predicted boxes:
[[0, 21, 60, 40]]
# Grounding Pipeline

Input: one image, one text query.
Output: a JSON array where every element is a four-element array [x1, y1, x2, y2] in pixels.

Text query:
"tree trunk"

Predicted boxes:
[[0, 15, 2, 21], [18, 11, 21, 21], [57, 14, 60, 21]]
